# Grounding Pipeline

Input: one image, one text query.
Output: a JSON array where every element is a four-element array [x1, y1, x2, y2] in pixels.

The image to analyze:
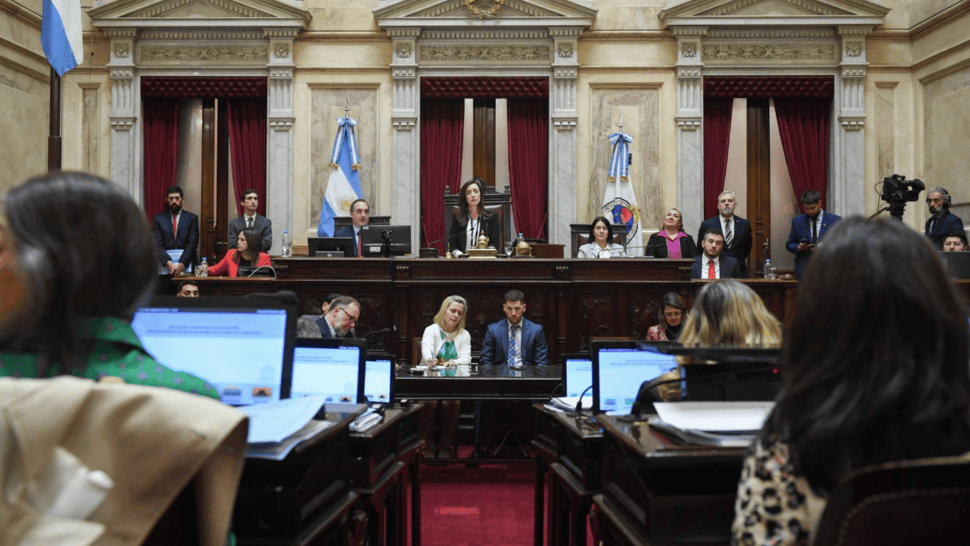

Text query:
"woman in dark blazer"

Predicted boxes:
[[447, 177, 500, 256], [646, 208, 698, 258]]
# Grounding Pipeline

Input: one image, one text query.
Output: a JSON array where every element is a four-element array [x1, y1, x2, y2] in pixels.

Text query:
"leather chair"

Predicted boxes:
[[443, 184, 512, 252], [813, 453, 970, 546], [569, 223, 625, 258]]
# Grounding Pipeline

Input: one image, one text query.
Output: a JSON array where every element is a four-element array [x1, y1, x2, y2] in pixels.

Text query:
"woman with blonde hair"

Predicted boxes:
[[419, 295, 471, 458]]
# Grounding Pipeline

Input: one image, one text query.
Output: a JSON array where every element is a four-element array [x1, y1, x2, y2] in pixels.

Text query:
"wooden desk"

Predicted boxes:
[[187, 259, 799, 366], [349, 404, 423, 546], [532, 405, 604, 546], [592, 415, 745, 546], [395, 364, 563, 401], [234, 406, 364, 546]]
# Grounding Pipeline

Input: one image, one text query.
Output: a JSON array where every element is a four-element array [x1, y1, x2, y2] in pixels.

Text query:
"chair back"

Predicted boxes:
[[444, 184, 512, 251], [333, 215, 391, 232], [569, 223, 625, 258], [814, 453, 970, 546]]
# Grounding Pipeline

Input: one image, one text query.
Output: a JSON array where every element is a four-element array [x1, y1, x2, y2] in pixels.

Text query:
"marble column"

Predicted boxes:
[[549, 30, 580, 247], [106, 30, 139, 202], [390, 30, 420, 251], [675, 31, 705, 240], [266, 31, 297, 255], [831, 27, 871, 218]]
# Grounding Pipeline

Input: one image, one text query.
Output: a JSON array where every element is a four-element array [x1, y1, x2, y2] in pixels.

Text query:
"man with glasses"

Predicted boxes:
[[316, 295, 360, 338]]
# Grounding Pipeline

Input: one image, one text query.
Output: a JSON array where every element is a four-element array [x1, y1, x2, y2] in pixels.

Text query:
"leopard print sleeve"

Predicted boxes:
[[732, 441, 812, 546]]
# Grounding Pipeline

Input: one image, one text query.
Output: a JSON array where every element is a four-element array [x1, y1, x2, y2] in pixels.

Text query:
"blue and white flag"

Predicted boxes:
[[317, 117, 364, 237], [601, 131, 643, 256], [41, 0, 83, 77]]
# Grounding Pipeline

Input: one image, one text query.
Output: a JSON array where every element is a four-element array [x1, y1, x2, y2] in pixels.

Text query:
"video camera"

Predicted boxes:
[[880, 174, 925, 220]]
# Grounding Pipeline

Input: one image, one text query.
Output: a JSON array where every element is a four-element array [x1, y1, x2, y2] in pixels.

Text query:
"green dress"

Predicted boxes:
[[0, 317, 220, 400]]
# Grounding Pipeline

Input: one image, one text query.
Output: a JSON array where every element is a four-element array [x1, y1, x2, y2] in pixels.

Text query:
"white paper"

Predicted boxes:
[[653, 401, 774, 432], [240, 395, 327, 444], [246, 420, 332, 460]]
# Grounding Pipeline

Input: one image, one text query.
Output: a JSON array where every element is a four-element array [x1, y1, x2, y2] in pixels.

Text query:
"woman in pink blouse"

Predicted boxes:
[[644, 292, 687, 341], [646, 208, 698, 259]]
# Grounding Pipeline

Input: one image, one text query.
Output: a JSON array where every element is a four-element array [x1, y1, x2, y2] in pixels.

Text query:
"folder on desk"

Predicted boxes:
[[648, 401, 773, 447]]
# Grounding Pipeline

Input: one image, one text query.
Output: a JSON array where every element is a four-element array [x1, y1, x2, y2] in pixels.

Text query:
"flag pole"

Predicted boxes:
[[48, 66, 62, 172]]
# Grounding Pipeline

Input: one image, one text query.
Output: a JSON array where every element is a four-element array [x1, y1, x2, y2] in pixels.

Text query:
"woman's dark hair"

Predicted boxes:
[[656, 292, 687, 330], [233, 227, 263, 264], [762, 216, 970, 495], [1, 171, 157, 372], [586, 216, 613, 245], [453, 178, 491, 227]]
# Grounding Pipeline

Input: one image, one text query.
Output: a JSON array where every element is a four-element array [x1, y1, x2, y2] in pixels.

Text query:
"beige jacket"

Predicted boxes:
[[0, 376, 248, 546]]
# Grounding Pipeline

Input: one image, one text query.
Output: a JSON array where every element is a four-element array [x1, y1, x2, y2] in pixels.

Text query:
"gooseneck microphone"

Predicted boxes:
[[574, 385, 594, 414]]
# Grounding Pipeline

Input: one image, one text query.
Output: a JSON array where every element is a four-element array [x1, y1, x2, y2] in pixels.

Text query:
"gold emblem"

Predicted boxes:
[[462, 0, 505, 19]]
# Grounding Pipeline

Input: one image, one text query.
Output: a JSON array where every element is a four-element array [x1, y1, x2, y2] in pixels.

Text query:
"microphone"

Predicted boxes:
[[423, 229, 462, 252], [241, 265, 277, 278], [574, 385, 594, 414], [363, 327, 395, 338]]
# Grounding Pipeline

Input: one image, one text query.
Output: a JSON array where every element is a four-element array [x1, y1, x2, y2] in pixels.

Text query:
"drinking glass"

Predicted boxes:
[[504, 241, 514, 258]]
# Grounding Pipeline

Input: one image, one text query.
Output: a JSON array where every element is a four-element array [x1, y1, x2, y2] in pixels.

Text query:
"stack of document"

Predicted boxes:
[[240, 395, 332, 460], [648, 401, 774, 448]]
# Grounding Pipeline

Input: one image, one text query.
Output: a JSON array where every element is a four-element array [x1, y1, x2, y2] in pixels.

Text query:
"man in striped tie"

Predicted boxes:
[[697, 191, 753, 277]]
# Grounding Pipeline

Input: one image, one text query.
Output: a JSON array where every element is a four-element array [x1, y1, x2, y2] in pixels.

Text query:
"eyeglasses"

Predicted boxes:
[[336, 306, 359, 324]]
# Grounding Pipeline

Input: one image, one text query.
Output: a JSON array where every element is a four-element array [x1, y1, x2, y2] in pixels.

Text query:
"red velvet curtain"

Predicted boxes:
[[227, 99, 267, 216], [774, 99, 831, 206], [421, 99, 464, 253], [142, 99, 179, 218], [703, 97, 734, 219], [507, 99, 548, 240]]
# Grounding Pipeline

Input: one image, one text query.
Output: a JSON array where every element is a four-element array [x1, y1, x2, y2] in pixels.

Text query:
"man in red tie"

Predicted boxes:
[[691, 228, 742, 280], [151, 186, 200, 276], [334, 199, 370, 257]]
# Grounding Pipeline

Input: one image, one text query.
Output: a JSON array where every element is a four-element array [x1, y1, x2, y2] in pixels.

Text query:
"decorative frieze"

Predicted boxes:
[[702, 43, 836, 61], [392, 119, 417, 131], [844, 41, 863, 57], [423, 29, 549, 39], [110, 117, 136, 130], [115, 43, 130, 58], [393, 68, 417, 78], [140, 45, 267, 62], [708, 28, 835, 39], [419, 44, 550, 62], [269, 67, 294, 78], [396, 43, 412, 59], [676, 117, 701, 130], [268, 118, 294, 130], [681, 42, 696, 58], [839, 117, 865, 131], [553, 118, 577, 131], [140, 30, 263, 40], [554, 68, 577, 78], [842, 66, 866, 78], [274, 43, 290, 59], [557, 43, 573, 58]]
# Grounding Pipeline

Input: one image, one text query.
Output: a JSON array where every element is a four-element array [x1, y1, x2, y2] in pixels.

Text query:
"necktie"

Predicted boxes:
[[172, 214, 178, 237], [708, 259, 716, 280], [811, 217, 818, 244], [508, 324, 520, 365], [724, 219, 733, 247], [357, 232, 363, 257], [247, 217, 253, 229]]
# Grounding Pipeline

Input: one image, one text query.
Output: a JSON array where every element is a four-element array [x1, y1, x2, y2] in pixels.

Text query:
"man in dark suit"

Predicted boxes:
[[691, 228, 742, 279], [151, 186, 199, 275], [227, 189, 272, 252], [334, 199, 370, 257], [473, 290, 548, 458], [786, 189, 842, 280], [924, 187, 964, 250], [697, 191, 752, 277], [315, 296, 359, 339]]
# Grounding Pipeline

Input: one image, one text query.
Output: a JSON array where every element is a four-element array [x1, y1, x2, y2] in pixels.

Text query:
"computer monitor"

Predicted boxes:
[[290, 338, 367, 402], [561, 353, 593, 399], [360, 225, 412, 257], [131, 295, 297, 406], [591, 340, 680, 414], [656, 346, 782, 402], [363, 355, 395, 405], [939, 251, 970, 279], [308, 237, 355, 258]]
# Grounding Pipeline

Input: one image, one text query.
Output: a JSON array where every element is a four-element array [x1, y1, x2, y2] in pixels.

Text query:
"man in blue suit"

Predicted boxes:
[[697, 191, 753, 277], [151, 186, 199, 276], [315, 296, 359, 339], [334, 199, 370, 257], [473, 290, 548, 458], [786, 189, 841, 280], [924, 187, 964, 250], [690, 228, 743, 279]]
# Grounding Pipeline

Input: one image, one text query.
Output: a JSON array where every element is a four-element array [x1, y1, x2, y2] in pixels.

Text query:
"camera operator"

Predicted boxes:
[[925, 187, 964, 250], [786, 190, 842, 280]]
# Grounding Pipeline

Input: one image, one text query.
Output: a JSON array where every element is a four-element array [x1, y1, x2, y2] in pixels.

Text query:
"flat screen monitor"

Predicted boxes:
[[290, 338, 367, 402], [939, 251, 970, 279], [308, 237, 355, 258], [131, 295, 296, 406], [363, 355, 395, 405], [360, 225, 412, 257], [561, 353, 593, 399], [591, 340, 679, 414]]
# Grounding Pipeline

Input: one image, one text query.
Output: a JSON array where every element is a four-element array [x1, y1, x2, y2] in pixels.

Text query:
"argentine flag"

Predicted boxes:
[[42, 0, 83, 77], [600, 130, 644, 256], [317, 117, 364, 237]]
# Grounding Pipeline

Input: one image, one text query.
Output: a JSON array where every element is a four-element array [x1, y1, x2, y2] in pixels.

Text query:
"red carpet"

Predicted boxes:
[[420, 460, 537, 546]]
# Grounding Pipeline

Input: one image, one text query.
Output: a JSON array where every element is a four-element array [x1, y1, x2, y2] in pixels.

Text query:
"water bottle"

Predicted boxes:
[[198, 257, 208, 277], [764, 258, 773, 279], [281, 230, 292, 258]]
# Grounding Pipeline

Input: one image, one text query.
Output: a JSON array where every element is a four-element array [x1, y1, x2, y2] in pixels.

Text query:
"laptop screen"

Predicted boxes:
[[290, 339, 365, 402], [363, 358, 394, 404], [132, 296, 294, 406], [592, 341, 679, 414], [562, 354, 593, 399]]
